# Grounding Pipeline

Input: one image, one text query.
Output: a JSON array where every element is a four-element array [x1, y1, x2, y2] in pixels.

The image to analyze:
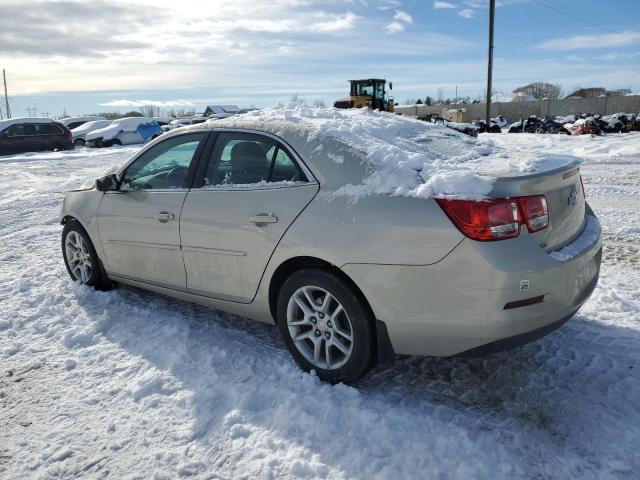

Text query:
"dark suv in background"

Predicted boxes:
[[0, 118, 74, 155]]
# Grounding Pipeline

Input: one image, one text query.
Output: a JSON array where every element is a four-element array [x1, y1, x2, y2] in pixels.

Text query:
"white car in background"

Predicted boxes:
[[70, 120, 112, 146], [85, 117, 162, 147], [59, 116, 107, 130], [161, 118, 193, 132]]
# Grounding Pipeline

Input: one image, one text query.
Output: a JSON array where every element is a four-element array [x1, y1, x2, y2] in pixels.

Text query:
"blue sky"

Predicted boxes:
[[1, 0, 639, 117]]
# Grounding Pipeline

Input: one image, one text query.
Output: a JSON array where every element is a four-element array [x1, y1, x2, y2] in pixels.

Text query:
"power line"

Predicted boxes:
[[531, 0, 618, 34]]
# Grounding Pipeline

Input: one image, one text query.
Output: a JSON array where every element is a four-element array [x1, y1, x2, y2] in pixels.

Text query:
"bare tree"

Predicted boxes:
[[290, 93, 306, 105], [513, 82, 563, 100], [312, 99, 326, 107], [140, 105, 161, 117]]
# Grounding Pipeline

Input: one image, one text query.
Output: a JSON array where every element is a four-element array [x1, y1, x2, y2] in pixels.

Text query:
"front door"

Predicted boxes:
[[97, 132, 209, 288], [180, 131, 318, 302], [0, 124, 29, 154]]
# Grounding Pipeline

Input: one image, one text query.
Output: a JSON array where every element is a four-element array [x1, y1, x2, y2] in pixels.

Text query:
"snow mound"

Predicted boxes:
[[216, 104, 573, 200]]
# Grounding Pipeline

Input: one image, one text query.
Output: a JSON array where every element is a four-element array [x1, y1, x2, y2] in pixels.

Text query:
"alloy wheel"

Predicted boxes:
[[64, 231, 92, 283], [286, 285, 354, 370]]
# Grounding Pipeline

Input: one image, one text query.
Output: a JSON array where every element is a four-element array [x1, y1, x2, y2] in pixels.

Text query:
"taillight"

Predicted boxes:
[[520, 195, 548, 232], [436, 199, 520, 241], [67, 130, 73, 141], [437, 194, 549, 241]]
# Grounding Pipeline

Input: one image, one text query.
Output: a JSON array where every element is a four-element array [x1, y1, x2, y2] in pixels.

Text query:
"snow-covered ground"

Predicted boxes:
[[1, 133, 639, 480]]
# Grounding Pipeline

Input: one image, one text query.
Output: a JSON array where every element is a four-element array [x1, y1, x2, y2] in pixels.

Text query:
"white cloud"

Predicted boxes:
[[537, 31, 640, 50], [385, 21, 405, 33], [433, 1, 456, 9], [458, 8, 474, 18], [386, 8, 411, 33], [100, 99, 196, 108], [393, 10, 413, 24]]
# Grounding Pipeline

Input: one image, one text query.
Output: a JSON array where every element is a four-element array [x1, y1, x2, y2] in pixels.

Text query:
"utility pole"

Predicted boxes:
[[455, 86, 458, 102], [485, 0, 495, 126], [3, 69, 10, 119]]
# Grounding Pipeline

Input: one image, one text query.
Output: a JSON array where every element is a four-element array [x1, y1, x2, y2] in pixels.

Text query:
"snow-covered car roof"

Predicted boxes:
[[58, 116, 106, 127], [70, 120, 112, 134], [85, 117, 158, 141], [0, 117, 60, 131], [176, 104, 579, 201]]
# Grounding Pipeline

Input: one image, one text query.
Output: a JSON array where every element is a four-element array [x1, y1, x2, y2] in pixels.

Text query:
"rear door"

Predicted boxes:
[[0, 124, 27, 154], [96, 132, 209, 288], [40, 123, 67, 149], [180, 131, 319, 302]]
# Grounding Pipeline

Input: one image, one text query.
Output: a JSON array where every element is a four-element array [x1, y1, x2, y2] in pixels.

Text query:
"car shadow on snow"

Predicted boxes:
[[73, 283, 640, 476]]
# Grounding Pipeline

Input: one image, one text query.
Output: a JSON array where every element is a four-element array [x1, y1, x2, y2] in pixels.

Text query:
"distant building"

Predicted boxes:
[[203, 105, 240, 118]]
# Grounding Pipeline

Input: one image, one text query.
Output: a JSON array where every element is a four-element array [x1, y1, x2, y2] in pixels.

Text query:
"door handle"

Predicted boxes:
[[250, 213, 278, 226], [154, 212, 175, 222]]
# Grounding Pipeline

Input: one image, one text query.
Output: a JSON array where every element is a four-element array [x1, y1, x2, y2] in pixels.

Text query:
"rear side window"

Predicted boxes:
[[200, 132, 307, 188], [66, 121, 84, 130], [40, 123, 64, 135]]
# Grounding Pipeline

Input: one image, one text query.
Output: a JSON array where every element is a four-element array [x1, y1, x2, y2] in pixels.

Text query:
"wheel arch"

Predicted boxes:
[[268, 255, 395, 363], [61, 214, 84, 227]]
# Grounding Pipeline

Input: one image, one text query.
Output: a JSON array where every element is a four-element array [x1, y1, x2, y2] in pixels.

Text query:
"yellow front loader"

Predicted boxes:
[[334, 79, 395, 112]]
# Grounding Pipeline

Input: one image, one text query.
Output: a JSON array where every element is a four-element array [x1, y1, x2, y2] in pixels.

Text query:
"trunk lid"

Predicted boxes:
[[486, 155, 585, 251]]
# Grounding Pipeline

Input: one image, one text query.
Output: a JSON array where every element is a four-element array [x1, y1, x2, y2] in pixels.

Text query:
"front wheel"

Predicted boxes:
[[74, 138, 85, 146], [277, 269, 376, 383], [62, 221, 111, 289]]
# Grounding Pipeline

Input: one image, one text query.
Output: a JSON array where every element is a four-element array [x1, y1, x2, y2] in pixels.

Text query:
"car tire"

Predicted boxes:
[[74, 138, 85, 146], [62, 220, 112, 290], [276, 269, 376, 383], [104, 139, 121, 148]]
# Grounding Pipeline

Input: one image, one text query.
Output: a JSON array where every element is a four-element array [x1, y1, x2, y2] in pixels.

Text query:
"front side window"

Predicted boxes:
[[5, 124, 26, 137], [122, 133, 206, 190], [201, 132, 306, 188]]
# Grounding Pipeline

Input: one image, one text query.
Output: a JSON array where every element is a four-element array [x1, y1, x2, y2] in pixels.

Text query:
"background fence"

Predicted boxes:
[[395, 95, 640, 123]]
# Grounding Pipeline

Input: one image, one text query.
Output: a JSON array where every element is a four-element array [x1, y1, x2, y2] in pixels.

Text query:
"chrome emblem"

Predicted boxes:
[[567, 188, 578, 207]]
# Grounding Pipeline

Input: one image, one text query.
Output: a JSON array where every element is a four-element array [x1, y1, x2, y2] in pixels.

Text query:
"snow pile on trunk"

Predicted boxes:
[[219, 104, 575, 200]]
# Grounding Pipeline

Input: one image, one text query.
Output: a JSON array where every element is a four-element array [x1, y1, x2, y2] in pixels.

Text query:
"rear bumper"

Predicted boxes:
[[342, 214, 602, 356]]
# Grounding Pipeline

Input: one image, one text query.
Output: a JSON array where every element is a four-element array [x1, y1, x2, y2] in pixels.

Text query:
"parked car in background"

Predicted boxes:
[[59, 116, 107, 131], [60, 117, 601, 383], [85, 117, 162, 147], [161, 118, 193, 132], [191, 115, 208, 124], [70, 120, 112, 146], [0, 117, 73, 155], [151, 117, 174, 127]]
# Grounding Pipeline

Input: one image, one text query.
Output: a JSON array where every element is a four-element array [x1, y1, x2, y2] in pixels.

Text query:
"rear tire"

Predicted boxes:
[[62, 221, 112, 290], [276, 269, 376, 383], [74, 138, 85, 146]]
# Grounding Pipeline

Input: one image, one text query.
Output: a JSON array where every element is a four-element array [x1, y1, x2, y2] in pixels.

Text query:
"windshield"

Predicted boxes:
[[352, 82, 373, 96]]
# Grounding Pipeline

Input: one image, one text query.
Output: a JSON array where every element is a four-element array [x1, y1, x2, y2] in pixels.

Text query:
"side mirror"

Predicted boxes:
[[389, 82, 393, 90], [96, 173, 119, 192]]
